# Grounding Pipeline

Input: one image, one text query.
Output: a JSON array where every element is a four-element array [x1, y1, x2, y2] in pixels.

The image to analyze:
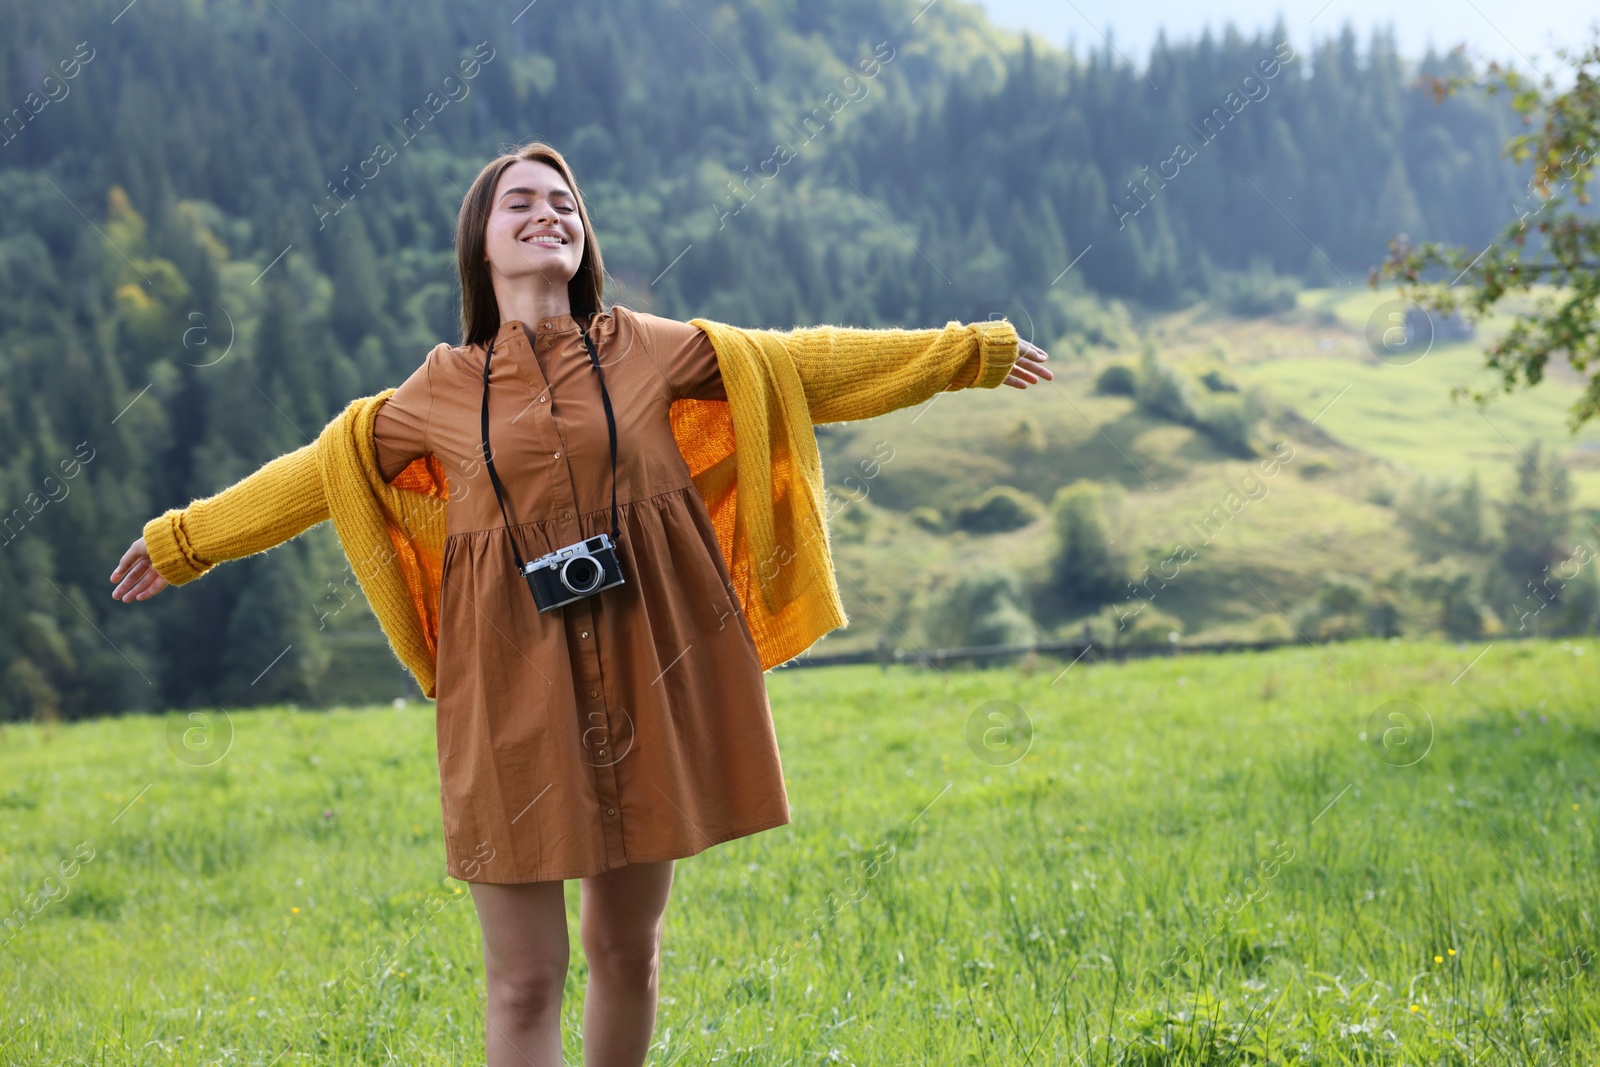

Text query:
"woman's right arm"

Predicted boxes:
[[113, 348, 439, 601], [129, 442, 332, 593]]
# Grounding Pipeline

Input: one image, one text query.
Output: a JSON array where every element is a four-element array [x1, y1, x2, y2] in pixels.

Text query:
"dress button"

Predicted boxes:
[[596, 749, 606, 757], [580, 630, 589, 638], [562, 510, 572, 519], [606, 807, 616, 816], [542, 321, 551, 329], [553, 451, 560, 459], [539, 395, 547, 403], [589, 688, 598, 697]]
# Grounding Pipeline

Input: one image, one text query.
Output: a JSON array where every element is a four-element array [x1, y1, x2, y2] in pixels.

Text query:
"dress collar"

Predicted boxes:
[[492, 308, 616, 347]]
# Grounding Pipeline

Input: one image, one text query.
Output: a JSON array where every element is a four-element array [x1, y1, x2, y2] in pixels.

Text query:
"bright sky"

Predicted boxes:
[[972, 0, 1598, 80]]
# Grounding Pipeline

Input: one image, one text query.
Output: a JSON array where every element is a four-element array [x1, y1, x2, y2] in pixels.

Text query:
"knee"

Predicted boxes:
[[581, 925, 662, 991], [486, 957, 568, 1020]]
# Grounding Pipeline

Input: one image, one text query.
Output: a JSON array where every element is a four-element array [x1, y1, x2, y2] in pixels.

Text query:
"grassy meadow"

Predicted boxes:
[[2, 635, 1597, 1064]]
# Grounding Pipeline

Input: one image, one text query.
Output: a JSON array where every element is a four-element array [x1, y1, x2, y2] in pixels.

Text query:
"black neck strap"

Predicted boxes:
[[480, 318, 620, 576]]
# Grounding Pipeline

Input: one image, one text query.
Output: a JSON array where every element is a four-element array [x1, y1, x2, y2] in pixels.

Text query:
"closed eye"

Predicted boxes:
[[505, 202, 574, 213]]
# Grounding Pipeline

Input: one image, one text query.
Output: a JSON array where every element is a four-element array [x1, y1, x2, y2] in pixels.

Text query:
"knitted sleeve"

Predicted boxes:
[[779, 319, 1020, 424], [142, 443, 330, 586]]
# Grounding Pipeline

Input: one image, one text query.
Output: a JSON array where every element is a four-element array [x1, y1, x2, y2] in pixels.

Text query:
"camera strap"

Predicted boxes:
[[480, 317, 621, 579]]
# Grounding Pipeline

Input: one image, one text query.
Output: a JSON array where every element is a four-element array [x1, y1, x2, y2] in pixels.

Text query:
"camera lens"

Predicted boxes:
[[561, 553, 602, 593]]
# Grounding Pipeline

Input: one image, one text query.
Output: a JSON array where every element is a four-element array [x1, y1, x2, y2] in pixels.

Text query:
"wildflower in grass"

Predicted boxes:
[[291, 906, 301, 914], [1434, 955, 1443, 963], [1409, 1004, 1419, 1012], [1448, 948, 1456, 956]]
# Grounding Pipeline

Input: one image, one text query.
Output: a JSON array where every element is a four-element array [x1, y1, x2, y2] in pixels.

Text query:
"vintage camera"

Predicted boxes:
[[520, 531, 626, 612]]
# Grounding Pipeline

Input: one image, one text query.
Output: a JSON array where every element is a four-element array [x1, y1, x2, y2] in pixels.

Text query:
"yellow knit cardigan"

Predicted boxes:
[[143, 316, 1020, 697]]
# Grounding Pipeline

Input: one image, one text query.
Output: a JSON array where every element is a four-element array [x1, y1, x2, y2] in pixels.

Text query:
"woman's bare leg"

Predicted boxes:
[[470, 879, 572, 1067], [578, 860, 675, 1066]]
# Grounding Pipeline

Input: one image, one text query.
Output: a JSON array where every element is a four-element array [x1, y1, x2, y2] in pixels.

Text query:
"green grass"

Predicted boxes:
[[3, 636, 1597, 1063]]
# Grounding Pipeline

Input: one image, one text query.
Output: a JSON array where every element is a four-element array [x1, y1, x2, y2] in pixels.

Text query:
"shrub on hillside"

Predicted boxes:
[[1136, 343, 1201, 425], [951, 486, 1046, 534], [1364, 479, 1399, 507], [1095, 361, 1139, 396], [1551, 562, 1600, 635], [1118, 606, 1185, 649], [1251, 613, 1296, 643], [1396, 472, 1489, 560], [1213, 260, 1301, 316], [1048, 286, 1137, 350], [828, 497, 873, 544], [1493, 442, 1577, 620], [1289, 572, 1375, 641], [1194, 392, 1258, 459], [1036, 480, 1129, 620], [914, 563, 1037, 649], [1409, 559, 1499, 639], [908, 505, 944, 533], [1285, 570, 1410, 640], [1005, 416, 1048, 460], [1136, 344, 1262, 457], [1004, 416, 1048, 477]]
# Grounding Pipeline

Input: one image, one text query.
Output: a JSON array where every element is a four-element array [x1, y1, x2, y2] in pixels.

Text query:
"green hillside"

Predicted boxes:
[[3, 639, 1596, 1062], [814, 286, 1600, 655]]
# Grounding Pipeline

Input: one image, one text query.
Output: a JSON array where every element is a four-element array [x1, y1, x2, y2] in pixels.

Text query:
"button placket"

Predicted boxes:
[[573, 596, 626, 862], [503, 324, 581, 538], [542, 326, 591, 540]]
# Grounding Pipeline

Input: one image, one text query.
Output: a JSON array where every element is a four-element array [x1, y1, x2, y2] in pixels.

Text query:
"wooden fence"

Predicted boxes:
[[774, 633, 1300, 671]]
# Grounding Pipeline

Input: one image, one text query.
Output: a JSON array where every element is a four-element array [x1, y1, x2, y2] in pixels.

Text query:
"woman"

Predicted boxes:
[[110, 141, 1053, 1065]]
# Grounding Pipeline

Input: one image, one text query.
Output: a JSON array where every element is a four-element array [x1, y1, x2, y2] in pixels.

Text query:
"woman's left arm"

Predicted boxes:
[[774, 318, 1051, 424]]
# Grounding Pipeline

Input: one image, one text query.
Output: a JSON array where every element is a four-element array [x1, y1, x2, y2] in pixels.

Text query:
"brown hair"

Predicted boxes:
[[455, 141, 606, 349]]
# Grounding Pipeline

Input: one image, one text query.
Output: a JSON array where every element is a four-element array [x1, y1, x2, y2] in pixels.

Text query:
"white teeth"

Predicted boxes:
[[525, 236, 564, 245]]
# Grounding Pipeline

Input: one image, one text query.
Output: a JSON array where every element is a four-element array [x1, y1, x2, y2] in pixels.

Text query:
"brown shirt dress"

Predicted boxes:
[[372, 306, 791, 884]]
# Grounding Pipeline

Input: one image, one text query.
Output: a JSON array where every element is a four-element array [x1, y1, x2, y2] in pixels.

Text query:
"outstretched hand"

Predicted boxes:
[[110, 536, 171, 603], [1004, 339, 1053, 389]]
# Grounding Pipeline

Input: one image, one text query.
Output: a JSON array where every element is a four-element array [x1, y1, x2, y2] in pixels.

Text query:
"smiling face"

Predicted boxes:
[[482, 158, 586, 297]]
